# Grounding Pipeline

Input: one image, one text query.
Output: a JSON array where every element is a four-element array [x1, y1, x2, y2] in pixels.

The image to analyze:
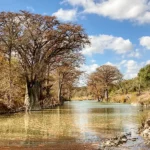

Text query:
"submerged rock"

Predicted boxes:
[[99, 133, 129, 149]]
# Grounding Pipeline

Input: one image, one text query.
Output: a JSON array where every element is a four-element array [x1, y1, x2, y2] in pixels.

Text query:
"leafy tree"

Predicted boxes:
[[0, 11, 89, 111], [55, 64, 82, 104], [0, 12, 21, 106], [0, 52, 25, 109], [138, 64, 150, 88], [88, 65, 122, 102], [88, 72, 104, 101]]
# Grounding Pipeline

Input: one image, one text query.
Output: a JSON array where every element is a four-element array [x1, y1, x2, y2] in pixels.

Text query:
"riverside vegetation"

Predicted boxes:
[[0, 10, 150, 150], [73, 64, 150, 108], [0, 11, 89, 112], [0, 11, 150, 113]]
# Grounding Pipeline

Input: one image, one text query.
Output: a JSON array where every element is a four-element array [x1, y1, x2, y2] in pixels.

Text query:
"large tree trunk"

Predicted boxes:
[[8, 49, 12, 107], [24, 80, 41, 111], [24, 83, 30, 112], [105, 88, 109, 102]]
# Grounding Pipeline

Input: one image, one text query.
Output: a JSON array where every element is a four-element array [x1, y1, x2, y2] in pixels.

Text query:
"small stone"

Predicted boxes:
[[105, 140, 111, 146], [121, 138, 127, 142], [109, 142, 115, 146], [114, 140, 119, 145], [132, 138, 137, 141], [126, 132, 131, 136]]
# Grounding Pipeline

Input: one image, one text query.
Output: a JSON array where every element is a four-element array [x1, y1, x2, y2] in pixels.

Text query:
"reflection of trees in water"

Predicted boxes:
[[102, 107, 123, 135], [0, 102, 147, 146], [24, 113, 29, 134]]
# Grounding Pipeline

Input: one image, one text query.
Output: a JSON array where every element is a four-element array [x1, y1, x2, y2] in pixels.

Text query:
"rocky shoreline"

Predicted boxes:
[[140, 118, 150, 145], [98, 132, 138, 150], [98, 116, 150, 150]]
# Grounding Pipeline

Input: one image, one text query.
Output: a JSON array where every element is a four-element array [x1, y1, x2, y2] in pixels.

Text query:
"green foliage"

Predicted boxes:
[[138, 64, 150, 87]]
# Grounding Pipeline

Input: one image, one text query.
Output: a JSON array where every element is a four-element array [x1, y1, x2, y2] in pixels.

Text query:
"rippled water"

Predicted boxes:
[[0, 100, 148, 148]]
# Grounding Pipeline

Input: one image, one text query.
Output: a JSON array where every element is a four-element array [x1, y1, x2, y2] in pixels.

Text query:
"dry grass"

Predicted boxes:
[[110, 91, 150, 105]]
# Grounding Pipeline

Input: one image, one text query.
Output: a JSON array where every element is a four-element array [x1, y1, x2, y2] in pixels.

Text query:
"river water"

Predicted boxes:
[[0, 100, 149, 149]]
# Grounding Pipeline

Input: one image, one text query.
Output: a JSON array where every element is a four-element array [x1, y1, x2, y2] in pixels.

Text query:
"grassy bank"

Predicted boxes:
[[110, 91, 150, 106]]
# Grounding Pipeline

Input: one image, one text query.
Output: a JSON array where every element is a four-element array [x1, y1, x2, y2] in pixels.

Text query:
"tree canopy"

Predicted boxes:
[[0, 11, 89, 111]]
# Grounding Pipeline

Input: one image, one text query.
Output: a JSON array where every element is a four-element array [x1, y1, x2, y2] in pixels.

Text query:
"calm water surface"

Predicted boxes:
[[0, 100, 148, 148]]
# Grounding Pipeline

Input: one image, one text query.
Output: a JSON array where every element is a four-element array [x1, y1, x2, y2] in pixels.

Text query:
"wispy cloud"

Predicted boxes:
[[26, 6, 35, 12]]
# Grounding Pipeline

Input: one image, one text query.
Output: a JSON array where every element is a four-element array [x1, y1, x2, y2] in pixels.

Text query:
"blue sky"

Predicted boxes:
[[1, 0, 150, 79]]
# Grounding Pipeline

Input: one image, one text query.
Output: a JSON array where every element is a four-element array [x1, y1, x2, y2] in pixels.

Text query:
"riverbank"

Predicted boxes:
[[72, 91, 150, 107], [71, 91, 149, 105], [0, 99, 61, 115], [139, 112, 150, 146], [110, 91, 150, 107]]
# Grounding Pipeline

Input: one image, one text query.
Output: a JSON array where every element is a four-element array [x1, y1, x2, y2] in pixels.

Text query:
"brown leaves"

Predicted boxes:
[[88, 65, 123, 100]]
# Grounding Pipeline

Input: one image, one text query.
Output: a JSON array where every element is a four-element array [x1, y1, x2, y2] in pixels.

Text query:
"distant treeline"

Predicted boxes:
[[72, 64, 150, 102]]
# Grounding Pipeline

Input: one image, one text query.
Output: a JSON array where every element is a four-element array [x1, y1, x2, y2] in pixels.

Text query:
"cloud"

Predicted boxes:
[[91, 59, 96, 63], [82, 34, 133, 55], [26, 6, 35, 12], [128, 49, 141, 58], [140, 36, 150, 49], [52, 8, 77, 21], [79, 63, 99, 74], [146, 60, 150, 65], [117, 60, 145, 79], [63, 0, 150, 24], [107, 60, 144, 79], [105, 61, 114, 66], [123, 60, 141, 78], [77, 63, 99, 86]]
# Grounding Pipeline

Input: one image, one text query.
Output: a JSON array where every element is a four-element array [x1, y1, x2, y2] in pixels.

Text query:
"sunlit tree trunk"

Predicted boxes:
[[24, 83, 29, 112], [8, 48, 12, 107], [58, 78, 63, 105]]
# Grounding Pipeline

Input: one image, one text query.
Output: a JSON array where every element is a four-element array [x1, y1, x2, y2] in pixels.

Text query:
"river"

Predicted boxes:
[[0, 100, 149, 150]]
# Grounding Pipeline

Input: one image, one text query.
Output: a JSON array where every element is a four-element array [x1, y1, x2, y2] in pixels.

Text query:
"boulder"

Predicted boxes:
[[146, 119, 150, 127], [142, 128, 150, 138]]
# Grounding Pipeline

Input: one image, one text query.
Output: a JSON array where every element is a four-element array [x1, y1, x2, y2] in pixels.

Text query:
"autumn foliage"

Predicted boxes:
[[0, 11, 89, 111]]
